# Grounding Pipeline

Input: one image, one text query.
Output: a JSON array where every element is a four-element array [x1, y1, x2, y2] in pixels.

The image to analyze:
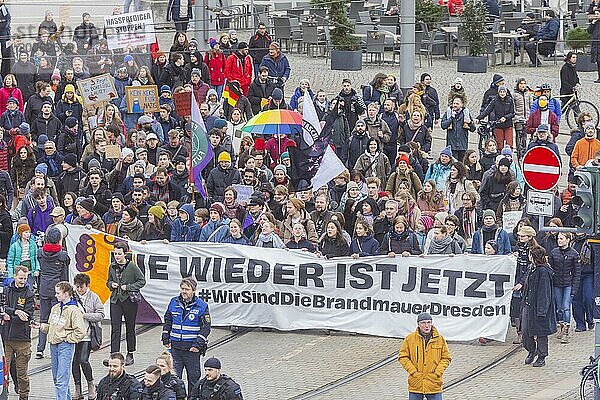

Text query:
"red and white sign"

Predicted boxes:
[[522, 147, 561, 191]]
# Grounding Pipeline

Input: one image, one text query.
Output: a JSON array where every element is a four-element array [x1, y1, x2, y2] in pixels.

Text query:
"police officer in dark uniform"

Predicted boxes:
[[189, 358, 243, 400], [162, 277, 211, 393], [139, 365, 176, 400], [96, 352, 142, 400]]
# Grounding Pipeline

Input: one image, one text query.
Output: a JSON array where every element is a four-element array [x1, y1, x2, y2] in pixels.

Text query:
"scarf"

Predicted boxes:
[[42, 243, 62, 252], [256, 231, 285, 248], [389, 229, 409, 242], [429, 235, 454, 254], [461, 207, 476, 239], [224, 202, 239, 219], [117, 217, 140, 233], [407, 119, 422, 131]]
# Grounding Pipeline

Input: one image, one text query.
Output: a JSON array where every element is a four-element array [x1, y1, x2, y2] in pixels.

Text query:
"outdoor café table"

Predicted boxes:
[[493, 32, 529, 65]]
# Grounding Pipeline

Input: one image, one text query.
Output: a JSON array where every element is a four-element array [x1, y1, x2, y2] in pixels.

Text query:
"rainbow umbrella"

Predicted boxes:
[[241, 109, 303, 135]]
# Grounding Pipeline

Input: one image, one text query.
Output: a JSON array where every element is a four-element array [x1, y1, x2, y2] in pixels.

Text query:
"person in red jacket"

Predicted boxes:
[[525, 94, 559, 141], [0, 74, 24, 115], [224, 42, 254, 95], [204, 38, 226, 98]]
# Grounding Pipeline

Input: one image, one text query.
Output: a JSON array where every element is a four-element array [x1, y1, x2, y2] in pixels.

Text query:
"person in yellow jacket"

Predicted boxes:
[[40, 281, 86, 400], [398, 312, 452, 400]]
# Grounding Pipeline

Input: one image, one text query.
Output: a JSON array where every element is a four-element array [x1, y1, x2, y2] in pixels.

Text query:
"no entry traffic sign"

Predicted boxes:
[[522, 147, 561, 191]]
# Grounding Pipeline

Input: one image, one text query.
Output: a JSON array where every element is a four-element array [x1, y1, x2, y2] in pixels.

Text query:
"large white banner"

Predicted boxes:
[[65, 225, 516, 342], [104, 10, 155, 50]]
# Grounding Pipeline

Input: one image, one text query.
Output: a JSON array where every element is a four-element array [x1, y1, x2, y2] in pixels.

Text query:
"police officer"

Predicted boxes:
[[162, 277, 211, 393], [139, 365, 176, 400], [189, 358, 243, 400], [96, 352, 142, 400]]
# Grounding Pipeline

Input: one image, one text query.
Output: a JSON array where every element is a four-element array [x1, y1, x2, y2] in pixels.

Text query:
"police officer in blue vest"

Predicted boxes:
[[162, 277, 211, 393]]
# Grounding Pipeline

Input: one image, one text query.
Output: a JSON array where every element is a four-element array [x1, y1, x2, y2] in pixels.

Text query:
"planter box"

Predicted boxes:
[[576, 54, 597, 72], [457, 55, 487, 73], [331, 50, 362, 71]]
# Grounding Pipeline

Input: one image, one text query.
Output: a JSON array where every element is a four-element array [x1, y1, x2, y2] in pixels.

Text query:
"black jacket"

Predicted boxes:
[[559, 62, 579, 96], [206, 166, 241, 202], [247, 78, 276, 115], [524, 264, 557, 337], [97, 372, 142, 400], [477, 94, 515, 129], [161, 373, 186, 400], [57, 167, 86, 200], [38, 247, 71, 298], [189, 375, 243, 400], [319, 237, 351, 258], [2, 282, 35, 341], [31, 114, 62, 142], [0, 209, 11, 259], [548, 246, 581, 295], [139, 380, 176, 400]]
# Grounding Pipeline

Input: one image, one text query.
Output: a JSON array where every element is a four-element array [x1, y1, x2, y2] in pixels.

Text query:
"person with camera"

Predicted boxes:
[[107, 241, 146, 366], [96, 352, 142, 400], [2, 265, 35, 400], [189, 357, 243, 400], [72, 273, 105, 400], [162, 277, 211, 394]]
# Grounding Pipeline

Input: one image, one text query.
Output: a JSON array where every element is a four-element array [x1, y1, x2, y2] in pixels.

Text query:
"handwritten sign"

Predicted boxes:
[[105, 144, 121, 159], [173, 91, 191, 117], [59, 4, 71, 24], [76, 74, 118, 106], [502, 210, 523, 233], [232, 184, 254, 204], [104, 10, 156, 50], [125, 85, 159, 113], [527, 190, 554, 217]]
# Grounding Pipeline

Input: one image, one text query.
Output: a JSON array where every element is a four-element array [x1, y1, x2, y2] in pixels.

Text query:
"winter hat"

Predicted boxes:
[[346, 181, 359, 192], [517, 226, 536, 237], [121, 147, 134, 159], [485, 240, 499, 253], [148, 205, 165, 220], [214, 118, 227, 129], [482, 209, 497, 220], [237, 41, 248, 50], [204, 357, 221, 369], [111, 193, 124, 203], [65, 116, 78, 128], [64, 84, 76, 94], [134, 159, 146, 169], [355, 119, 366, 127], [19, 122, 30, 134], [46, 227, 62, 244], [537, 123, 549, 133], [419, 215, 434, 231], [51, 69, 61, 82], [228, 29, 237, 36], [274, 164, 287, 175], [35, 163, 48, 175], [63, 153, 78, 167], [191, 68, 201, 77], [585, 122, 596, 130], [272, 88, 283, 101], [440, 145, 452, 157], [209, 38, 218, 48], [88, 158, 101, 171], [206, 88, 218, 99], [249, 194, 265, 206], [50, 206, 66, 217], [498, 157, 512, 168], [492, 74, 504, 86], [281, 151, 290, 161], [138, 115, 153, 125], [189, 39, 199, 47], [160, 85, 171, 94], [82, 12, 90, 19], [497, 85, 508, 93], [500, 145, 512, 156], [269, 42, 280, 50], [453, 77, 463, 85], [397, 154, 410, 166], [434, 212, 448, 225], [135, 148, 148, 157], [17, 224, 30, 236], [218, 151, 231, 163], [123, 206, 138, 219], [417, 312, 432, 322], [6, 97, 18, 106], [254, 138, 266, 151], [123, 55, 134, 63], [79, 198, 95, 213], [146, 132, 158, 141], [41, 100, 53, 109], [210, 202, 225, 217]]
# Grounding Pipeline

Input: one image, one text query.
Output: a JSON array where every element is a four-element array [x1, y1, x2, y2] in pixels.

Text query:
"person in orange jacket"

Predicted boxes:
[[571, 122, 600, 169]]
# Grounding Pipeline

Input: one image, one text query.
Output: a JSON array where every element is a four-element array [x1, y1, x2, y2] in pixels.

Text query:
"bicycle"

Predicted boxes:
[[476, 120, 496, 157], [560, 89, 600, 130], [580, 354, 600, 400]]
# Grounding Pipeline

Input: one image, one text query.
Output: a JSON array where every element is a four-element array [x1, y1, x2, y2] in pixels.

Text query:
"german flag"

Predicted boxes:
[[222, 81, 241, 107]]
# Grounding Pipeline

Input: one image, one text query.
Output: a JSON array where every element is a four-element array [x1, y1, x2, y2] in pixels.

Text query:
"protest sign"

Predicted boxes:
[[125, 85, 159, 113], [66, 225, 515, 341], [232, 184, 254, 204], [76, 74, 118, 106], [173, 91, 191, 117], [104, 10, 155, 50], [104, 145, 121, 159]]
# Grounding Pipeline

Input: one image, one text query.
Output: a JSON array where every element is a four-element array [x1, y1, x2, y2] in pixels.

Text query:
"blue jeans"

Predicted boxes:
[[172, 347, 201, 394], [123, 0, 141, 13], [211, 84, 224, 99], [573, 274, 594, 330], [409, 393, 443, 400], [553, 286, 572, 324], [51, 342, 76, 400]]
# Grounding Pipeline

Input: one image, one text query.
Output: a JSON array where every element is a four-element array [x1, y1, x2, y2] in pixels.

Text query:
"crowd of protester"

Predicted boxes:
[[0, 1, 596, 398]]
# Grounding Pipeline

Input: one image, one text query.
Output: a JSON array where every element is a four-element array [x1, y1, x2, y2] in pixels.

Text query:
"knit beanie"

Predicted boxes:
[[148, 205, 165, 220]]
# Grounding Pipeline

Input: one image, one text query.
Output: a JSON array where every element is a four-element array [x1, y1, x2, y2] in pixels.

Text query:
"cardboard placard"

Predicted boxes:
[[77, 74, 118, 106], [125, 85, 159, 114], [59, 4, 71, 24], [173, 91, 192, 117], [232, 184, 254, 204], [105, 144, 121, 159]]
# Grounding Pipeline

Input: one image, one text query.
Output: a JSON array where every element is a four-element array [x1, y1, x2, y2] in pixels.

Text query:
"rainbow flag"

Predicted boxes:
[[222, 81, 241, 107], [190, 90, 213, 198]]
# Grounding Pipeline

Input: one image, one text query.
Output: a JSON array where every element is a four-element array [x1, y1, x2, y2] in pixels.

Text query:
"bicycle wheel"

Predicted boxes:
[[580, 365, 598, 400], [567, 101, 600, 130]]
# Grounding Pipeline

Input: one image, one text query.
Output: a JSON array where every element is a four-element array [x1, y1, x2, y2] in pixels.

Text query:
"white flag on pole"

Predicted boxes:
[[311, 145, 347, 190], [301, 91, 321, 147]]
